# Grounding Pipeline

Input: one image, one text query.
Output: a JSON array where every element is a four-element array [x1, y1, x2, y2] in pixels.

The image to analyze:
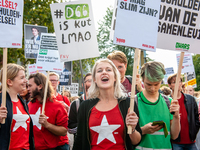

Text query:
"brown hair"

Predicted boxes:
[[160, 86, 171, 95], [0, 63, 25, 87], [107, 50, 127, 64], [167, 73, 183, 85], [29, 73, 54, 102], [84, 73, 92, 81], [49, 72, 60, 80]]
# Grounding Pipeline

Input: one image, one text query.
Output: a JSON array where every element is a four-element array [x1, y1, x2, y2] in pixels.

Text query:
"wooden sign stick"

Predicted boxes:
[[42, 71, 50, 114], [128, 48, 141, 134], [173, 52, 184, 103], [1, 48, 8, 124], [62, 86, 65, 96]]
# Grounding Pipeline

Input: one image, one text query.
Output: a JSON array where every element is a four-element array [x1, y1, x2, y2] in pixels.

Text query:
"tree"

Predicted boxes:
[[97, 7, 153, 75], [192, 54, 200, 91]]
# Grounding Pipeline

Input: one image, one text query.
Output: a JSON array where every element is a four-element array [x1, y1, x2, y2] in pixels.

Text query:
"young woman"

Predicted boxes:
[[0, 64, 34, 150], [73, 59, 142, 150]]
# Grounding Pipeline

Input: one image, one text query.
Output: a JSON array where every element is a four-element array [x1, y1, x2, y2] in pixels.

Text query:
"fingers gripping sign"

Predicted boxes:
[[39, 114, 49, 128], [0, 106, 8, 123], [170, 99, 180, 118], [126, 108, 139, 134]]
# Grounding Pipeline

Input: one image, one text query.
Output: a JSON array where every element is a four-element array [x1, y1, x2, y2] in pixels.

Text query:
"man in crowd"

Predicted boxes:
[[168, 74, 200, 149], [107, 50, 143, 97], [31, 27, 40, 44], [28, 73, 68, 149], [68, 73, 92, 138], [49, 72, 71, 150], [135, 61, 180, 150]]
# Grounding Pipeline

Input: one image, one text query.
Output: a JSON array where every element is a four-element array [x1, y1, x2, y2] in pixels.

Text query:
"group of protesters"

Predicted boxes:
[[0, 50, 200, 150]]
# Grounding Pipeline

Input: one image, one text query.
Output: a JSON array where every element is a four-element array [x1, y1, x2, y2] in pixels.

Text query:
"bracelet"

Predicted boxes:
[[132, 128, 136, 134]]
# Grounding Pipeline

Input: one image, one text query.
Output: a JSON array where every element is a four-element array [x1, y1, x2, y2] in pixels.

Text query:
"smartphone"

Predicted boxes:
[[152, 120, 165, 126]]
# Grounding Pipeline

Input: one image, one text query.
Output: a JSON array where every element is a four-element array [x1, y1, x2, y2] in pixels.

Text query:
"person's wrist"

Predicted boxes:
[[132, 128, 136, 134]]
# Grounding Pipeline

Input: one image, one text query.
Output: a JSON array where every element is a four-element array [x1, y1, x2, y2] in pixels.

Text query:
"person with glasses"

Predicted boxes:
[[168, 74, 200, 150], [68, 73, 92, 143], [48, 72, 70, 150]]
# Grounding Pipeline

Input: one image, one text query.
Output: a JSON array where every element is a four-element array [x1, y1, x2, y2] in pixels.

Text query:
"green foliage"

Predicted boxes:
[[192, 54, 200, 91]]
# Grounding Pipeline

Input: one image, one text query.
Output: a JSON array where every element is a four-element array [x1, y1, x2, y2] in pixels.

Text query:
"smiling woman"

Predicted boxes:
[[73, 59, 142, 150], [0, 63, 35, 150]]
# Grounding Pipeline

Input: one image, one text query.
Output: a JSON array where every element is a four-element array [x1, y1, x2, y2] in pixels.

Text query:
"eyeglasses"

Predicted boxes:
[[84, 79, 92, 83], [50, 80, 58, 83]]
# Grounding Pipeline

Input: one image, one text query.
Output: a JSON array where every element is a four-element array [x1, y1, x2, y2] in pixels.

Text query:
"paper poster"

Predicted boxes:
[[113, 0, 160, 51], [176, 53, 195, 73], [157, 0, 200, 54], [0, 0, 23, 48], [50, 0, 99, 62], [24, 24, 48, 59], [58, 61, 72, 86], [36, 33, 63, 72], [59, 83, 79, 97]]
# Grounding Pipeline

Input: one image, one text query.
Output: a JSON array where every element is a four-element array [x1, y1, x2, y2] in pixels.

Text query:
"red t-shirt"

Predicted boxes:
[[28, 98, 68, 149], [56, 93, 71, 107], [89, 104, 125, 150], [56, 93, 69, 146], [10, 100, 30, 150], [122, 78, 132, 97], [173, 93, 195, 144]]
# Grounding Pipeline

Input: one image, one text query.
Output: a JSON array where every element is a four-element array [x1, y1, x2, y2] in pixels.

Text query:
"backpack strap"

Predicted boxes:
[[160, 93, 170, 109], [75, 99, 80, 112]]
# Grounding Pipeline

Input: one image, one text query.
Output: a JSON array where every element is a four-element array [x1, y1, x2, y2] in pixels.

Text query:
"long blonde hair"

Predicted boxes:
[[88, 59, 125, 99]]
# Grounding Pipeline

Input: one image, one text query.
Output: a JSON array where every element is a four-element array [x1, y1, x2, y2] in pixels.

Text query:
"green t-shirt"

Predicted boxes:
[[136, 92, 173, 150]]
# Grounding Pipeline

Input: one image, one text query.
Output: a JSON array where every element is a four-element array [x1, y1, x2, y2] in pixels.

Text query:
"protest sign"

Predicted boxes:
[[176, 53, 194, 73], [157, 0, 200, 53], [28, 64, 47, 75], [59, 83, 79, 97], [50, 0, 99, 62], [186, 71, 197, 88], [58, 61, 72, 86], [0, 0, 23, 48], [24, 24, 48, 59], [36, 33, 63, 72], [163, 67, 174, 84], [113, 0, 160, 51]]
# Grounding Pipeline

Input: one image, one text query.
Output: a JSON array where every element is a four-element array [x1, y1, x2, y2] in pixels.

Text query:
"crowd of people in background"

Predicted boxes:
[[0, 50, 200, 150]]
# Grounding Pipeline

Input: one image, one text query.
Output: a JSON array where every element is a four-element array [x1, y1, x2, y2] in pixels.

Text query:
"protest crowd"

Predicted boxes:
[[0, 50, 200, 150], [1, 0, 200, 150]]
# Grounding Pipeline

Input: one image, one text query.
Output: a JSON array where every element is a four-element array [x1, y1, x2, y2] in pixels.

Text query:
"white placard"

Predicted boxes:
[[113, 0, 160, 51], [50, 0, 99, 62], [0, 0, 23, 48], [36, 33, 63, 72], [176, 53, 194, 73], [165, 67, 174, 75], [59, 83, 79, 97], [28, 64, 47, 75], [157, 0, 200, 54], [186, 71, 197, 88]]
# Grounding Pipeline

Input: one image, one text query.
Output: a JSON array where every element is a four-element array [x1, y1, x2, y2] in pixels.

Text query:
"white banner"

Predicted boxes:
[[113, 0, 160, 51], [28, 64, 47, 75], [176, 53, 194, 73], [59, 83, 79, 97], [36, 33, 63, 72], [50, 0, 99, 62], [0, 0, 23, 48], [157, 0, 200, 54]]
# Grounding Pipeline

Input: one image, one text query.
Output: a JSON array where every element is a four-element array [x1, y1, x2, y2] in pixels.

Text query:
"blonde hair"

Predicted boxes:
[[88, 59, 125, 99], [49, 72, 60, 80], [107, 50, 127, 64], [0, 63, 25, 87]]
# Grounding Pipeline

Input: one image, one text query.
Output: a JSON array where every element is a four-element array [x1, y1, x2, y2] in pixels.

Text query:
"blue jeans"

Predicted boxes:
[[172, 143, 198, 150], [53, 143, 69, 150]]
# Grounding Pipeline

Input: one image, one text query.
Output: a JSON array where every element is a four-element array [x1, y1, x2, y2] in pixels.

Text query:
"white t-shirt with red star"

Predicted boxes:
[[89, 104, 125, 150], [28, 98, 68, 149], [10, 99, 30, 150]]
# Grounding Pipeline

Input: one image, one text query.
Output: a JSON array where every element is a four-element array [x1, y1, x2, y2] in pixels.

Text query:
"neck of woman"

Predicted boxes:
[[98, 89, 116, 102], [7, 88, 19, 102]]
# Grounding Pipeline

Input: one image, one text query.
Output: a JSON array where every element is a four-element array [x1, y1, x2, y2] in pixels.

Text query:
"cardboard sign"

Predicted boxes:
[[36, 33, 63, 72], [59, 83, 79, 97], [176, 53, 194, 73], [0, 0, 23, 48], [50, 0, 99, 62], [113, 0, 160, 51], [157, 0, 200, 54], [24, 24, 48, 59]]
